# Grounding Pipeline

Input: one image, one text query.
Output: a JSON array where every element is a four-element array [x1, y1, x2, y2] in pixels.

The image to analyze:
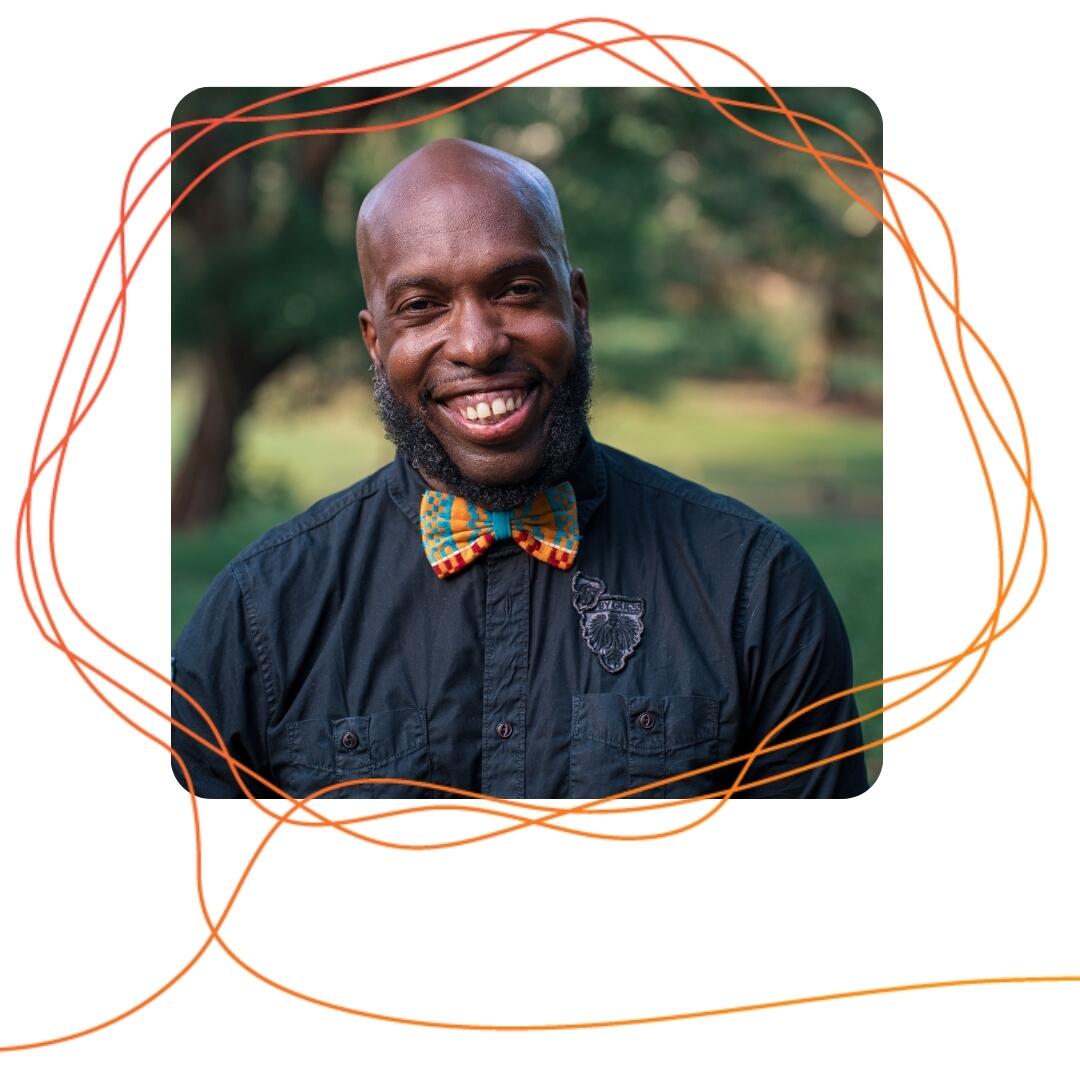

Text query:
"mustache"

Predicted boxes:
[[420, 364, 543, 407], [416, 318, 588, 408]]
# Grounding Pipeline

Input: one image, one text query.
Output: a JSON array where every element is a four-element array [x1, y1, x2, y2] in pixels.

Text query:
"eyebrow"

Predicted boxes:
[[382, 256, 554, 301]]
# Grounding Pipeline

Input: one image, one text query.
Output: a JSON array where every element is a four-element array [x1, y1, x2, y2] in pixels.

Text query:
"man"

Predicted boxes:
[[171, 138, 869, 800]]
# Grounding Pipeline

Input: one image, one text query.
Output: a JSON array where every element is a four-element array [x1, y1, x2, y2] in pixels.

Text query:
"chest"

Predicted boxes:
[[268, 538, 744, 799]]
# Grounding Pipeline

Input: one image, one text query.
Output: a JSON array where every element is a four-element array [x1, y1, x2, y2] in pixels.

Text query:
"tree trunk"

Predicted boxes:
[[170, 128, 348, 530], [171, 334, 293, 530]]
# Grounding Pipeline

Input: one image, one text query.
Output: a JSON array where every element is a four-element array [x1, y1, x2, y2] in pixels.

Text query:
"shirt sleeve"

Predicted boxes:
[[733, 525, 869, 798], [170, 562, 277, 798]]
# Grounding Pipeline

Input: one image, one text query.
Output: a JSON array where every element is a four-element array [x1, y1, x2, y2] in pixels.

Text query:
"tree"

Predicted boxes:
[[171, 86, 882, 526], [171, 89, 358, 527]]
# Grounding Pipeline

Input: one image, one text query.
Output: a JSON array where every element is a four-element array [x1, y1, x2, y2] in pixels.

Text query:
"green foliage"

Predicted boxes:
[[172, 85, 881, 394]]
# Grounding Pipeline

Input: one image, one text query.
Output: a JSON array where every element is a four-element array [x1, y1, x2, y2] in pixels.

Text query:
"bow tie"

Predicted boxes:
[[420, 483, 581, 578]]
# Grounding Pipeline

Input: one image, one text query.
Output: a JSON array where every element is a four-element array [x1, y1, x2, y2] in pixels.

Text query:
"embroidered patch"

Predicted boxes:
[[571, 571, 645, 674]]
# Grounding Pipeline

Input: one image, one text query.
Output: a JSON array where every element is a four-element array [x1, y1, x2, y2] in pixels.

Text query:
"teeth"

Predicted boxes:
[[455, 388, 530, 424]]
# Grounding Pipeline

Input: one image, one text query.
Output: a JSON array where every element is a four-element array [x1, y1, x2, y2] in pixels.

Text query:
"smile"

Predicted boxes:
[[437, 384, 540, 443]]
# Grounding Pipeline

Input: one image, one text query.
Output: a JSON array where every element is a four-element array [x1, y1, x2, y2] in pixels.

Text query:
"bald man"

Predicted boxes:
[[171, 139, 869, 800]]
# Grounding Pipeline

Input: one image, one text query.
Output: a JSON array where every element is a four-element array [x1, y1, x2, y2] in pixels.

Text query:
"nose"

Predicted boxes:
[[441, 297, 510, 369]]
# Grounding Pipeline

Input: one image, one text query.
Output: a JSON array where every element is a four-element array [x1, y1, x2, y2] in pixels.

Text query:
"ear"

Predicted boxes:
[[570, 268, 591, 346], [359, 309, 382, 370]]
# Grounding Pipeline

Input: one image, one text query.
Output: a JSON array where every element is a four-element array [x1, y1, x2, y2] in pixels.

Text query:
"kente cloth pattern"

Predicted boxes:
[[419, 482, 580, 578]]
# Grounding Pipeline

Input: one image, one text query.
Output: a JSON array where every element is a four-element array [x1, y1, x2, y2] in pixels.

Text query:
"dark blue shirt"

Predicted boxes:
[[171, 432, 868, 799]]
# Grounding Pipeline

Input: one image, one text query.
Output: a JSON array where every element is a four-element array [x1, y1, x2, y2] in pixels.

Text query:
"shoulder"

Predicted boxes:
[[596, 440, 786, 551], [595, 439, 829, 597], [178, 463, 395, 641], [229, 461, 392, 568], [598, 441, 774, 527]]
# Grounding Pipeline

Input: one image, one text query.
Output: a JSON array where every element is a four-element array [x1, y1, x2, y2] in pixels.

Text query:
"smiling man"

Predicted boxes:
[[171, 138, 869, 800]]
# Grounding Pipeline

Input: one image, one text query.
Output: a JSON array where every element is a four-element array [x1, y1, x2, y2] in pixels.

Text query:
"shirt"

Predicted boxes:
[[170, 431, 869, 799]]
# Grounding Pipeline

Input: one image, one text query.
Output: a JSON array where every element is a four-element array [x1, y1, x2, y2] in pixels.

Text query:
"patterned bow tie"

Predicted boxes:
[[420, 483, 581, 578]]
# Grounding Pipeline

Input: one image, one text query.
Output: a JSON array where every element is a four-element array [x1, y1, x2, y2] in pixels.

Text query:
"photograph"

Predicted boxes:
[[169, 84, 883, 799]]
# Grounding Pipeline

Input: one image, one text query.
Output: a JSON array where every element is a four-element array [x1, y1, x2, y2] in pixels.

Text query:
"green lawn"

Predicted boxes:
[[173, 375, 882, 782]]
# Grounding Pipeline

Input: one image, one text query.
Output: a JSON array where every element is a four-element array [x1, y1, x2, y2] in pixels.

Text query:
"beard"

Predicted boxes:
[[372, 322, 593, 512]]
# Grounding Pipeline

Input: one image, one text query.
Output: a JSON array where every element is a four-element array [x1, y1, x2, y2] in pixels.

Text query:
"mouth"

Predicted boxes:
[[435, 383, 542, 444]]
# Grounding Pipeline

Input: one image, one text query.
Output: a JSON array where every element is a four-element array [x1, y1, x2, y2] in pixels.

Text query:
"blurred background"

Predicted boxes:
[[171, 85, 883, 782]]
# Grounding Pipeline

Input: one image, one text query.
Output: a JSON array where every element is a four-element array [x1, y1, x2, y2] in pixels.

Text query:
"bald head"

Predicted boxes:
[[356, 138, 571, 302]]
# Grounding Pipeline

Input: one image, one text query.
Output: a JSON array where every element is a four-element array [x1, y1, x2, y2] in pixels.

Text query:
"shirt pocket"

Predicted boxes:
[[284, 707, 431, 798], [569, 694, 734, 799]]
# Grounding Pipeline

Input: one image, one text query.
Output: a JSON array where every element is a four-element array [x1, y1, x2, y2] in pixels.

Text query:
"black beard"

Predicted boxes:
[[372, 324, 593, 512]]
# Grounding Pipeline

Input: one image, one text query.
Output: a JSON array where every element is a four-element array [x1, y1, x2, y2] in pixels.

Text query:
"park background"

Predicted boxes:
[[170, 85, 883, 782]]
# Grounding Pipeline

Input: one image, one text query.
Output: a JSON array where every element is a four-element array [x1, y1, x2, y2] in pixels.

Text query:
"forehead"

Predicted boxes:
[[362, 174, 560, 297]]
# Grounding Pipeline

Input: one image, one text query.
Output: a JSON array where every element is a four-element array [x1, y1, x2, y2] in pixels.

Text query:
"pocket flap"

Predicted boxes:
[[571, 694, 723, 751], [332, 708, 427, 770], [288, 707, 427, 774]]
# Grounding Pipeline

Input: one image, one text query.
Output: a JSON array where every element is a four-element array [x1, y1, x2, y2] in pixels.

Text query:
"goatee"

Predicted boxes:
[[372, 323, 593, 511]]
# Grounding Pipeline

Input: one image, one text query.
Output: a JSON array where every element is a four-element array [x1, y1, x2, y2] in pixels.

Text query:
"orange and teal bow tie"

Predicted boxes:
[[420, 483, 581, 578]]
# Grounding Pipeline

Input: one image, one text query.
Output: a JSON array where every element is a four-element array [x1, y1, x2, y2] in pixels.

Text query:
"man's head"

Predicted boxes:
[[357, 138, 592, 511]]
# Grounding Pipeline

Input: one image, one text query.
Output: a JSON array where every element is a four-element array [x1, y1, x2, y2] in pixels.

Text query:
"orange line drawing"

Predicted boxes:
[[7, 18, 1061, 1054]]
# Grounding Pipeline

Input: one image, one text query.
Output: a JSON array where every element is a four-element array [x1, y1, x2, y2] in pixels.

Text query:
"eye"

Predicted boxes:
[[400, 297, 438, 314], [503, 280, 542, 299]]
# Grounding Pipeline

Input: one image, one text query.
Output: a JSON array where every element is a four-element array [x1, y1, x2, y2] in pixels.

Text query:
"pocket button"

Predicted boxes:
[[636, 710, 657, 732], [340, 730, 359, 750]]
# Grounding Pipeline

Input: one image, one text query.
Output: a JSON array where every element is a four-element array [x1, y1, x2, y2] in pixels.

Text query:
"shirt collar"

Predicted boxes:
[[386, 427, 608, 531]]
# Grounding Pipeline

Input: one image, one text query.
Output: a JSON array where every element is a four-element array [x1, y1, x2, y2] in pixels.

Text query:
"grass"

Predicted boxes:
[[173, 373, 882, 782]]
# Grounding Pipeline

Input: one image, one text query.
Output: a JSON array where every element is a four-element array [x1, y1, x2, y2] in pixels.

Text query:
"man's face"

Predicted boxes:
[[359, 175, 591, 508]]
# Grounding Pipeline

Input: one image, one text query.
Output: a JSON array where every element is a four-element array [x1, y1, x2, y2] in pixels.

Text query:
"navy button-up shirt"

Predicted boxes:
[[171, 432, 868, 799]]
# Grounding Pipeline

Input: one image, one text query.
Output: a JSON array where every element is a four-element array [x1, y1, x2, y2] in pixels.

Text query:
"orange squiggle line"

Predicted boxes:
[[7, 18, 1060, 1052]]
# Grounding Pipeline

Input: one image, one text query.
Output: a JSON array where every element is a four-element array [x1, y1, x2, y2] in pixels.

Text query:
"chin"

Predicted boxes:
[[455, 449, 544, 489]]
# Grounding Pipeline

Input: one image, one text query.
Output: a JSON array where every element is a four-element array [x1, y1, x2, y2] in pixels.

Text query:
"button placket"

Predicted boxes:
[[480, 548, 529, 797]]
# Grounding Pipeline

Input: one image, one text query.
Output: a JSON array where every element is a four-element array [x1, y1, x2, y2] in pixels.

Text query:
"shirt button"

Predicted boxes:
[[495, 720, 513, 740], [340, 731, 359, 750], [636, 710, 657, 732]]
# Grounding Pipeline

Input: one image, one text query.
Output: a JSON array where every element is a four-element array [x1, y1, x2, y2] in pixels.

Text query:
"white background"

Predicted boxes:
[[2, 3, 1076, 1076]]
